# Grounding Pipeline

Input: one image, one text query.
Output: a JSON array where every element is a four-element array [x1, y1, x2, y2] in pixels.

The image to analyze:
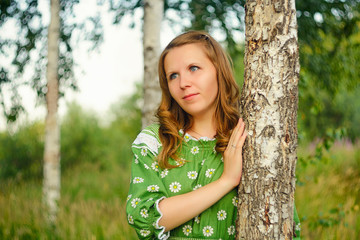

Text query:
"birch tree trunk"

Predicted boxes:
[[142, 0, 163, 128], [43, 0, 60, 224], [236, 0, 299, 239]]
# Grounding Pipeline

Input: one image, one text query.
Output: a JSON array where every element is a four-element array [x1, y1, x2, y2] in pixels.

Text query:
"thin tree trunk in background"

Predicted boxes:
[[43, 0, 60, 224], [142, 0, 163, 128], [236, 0, 299, 239]]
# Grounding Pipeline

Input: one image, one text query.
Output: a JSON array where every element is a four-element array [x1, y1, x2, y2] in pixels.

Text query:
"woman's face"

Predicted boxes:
[[164, 43, 218, 119]]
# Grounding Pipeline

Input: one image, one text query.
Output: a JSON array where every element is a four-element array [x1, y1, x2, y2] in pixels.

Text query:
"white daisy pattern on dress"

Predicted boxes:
[[128, 214, 134, 224], [232, 196, 239, 207], [140, 208, 149, 218], [133, 177, 144, 184], [160, 169, 168, 178], [205, 168, 215, 178], [134, 154, 139, 164], [144, 163, 150, 170], [295, 223, 301, 232], [184, 134, 190, 142], [131, 198, 141, 208], [140, 229, 151, 237], [147, 185, 160, 192], [187, 171, 198, 180], [217, 210, 227, 220], [151, 162, 160, 172], [193, 184, 202, 191], [140, 147, 147, 156], [176, 159, 186, 167], [169, 182, 182, 193], [201, 159, 206, 166], [182, 225, 192, 236], [191, 146, 199, 155], [126, 194, 132, 202], [202, 226, 214, 237], [228, 225, 235, 235]]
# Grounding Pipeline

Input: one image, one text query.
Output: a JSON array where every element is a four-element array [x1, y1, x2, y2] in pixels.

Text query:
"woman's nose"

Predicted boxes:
[[179, 74, 192, 89]]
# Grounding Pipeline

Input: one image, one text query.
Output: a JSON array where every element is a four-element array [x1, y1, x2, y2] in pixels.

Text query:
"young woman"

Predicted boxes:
[[126, 31, 300, 239]]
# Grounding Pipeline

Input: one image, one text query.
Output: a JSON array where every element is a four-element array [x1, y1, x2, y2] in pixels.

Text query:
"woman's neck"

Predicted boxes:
[[188, 116, 217, 139]]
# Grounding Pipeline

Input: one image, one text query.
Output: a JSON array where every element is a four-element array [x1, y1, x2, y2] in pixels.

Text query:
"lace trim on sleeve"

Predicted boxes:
[[133, 132, 162, 155], [155, 196, 170, 240]]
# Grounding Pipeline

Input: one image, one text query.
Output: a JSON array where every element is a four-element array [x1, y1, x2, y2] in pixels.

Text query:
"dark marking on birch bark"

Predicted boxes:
[[274, 0, 283, 13], [285, 133, 290, 144], [259, 125, 275, 139], [249, 39, 261, 54], [264, 196, 270, 230]]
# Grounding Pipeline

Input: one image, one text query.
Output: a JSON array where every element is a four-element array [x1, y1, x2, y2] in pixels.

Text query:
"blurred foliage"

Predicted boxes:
[[299, 83, 360, 141], [105, 83, 142, 169], [297, 0, 360, 93], [0, 0, 104, 122], [60, 102, 106, 171], [0, 83, 141, 181], [0, 121, 44, 181]]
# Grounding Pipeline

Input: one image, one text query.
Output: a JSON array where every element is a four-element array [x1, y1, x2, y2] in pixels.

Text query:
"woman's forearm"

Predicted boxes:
[[158, 177, 235, 232]]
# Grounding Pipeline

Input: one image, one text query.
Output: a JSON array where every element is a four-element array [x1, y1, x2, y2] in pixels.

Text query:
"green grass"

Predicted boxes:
[[0, 142, 359, 239], [0, 159, 138, 239], [295, 141, 360, 239]]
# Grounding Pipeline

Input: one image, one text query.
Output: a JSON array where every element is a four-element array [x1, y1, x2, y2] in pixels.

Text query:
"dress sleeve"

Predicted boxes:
[[126, 125, 170, 240], [293, 204, 301, 239]]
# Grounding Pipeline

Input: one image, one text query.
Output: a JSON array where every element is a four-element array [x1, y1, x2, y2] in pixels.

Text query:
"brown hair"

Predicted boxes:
[[156, 30, 240, 169]]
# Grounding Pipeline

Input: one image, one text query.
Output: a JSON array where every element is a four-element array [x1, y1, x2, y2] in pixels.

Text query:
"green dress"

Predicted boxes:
[[126, 124, 301, 239]]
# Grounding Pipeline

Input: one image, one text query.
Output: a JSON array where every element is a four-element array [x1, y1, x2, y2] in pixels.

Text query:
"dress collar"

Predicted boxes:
[[179, 129, 216, 142]]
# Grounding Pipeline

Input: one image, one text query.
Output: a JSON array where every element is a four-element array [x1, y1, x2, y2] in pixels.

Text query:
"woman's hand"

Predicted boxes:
[[221, 118, 247, 188]]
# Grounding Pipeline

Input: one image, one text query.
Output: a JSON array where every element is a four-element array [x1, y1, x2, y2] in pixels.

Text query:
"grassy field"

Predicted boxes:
[[295, 141, 360, 239], [0, 142, 359, 239]]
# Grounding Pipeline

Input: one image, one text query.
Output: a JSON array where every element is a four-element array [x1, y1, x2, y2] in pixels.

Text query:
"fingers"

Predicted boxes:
[[238, 127, 247, 147], [229, 118, 247, 149], [228, 118, 242, 148]]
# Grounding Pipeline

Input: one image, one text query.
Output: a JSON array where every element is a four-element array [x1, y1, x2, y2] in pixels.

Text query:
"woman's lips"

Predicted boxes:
[[183, 93, 199, 100]]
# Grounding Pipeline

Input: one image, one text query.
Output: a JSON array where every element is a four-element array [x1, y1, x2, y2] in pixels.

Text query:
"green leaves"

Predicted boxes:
[[0, 0, 104, 122]]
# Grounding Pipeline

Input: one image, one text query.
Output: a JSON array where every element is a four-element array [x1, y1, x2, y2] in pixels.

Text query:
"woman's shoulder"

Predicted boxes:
[[143, 123, 160, 136], [132, 123, 161, 155]]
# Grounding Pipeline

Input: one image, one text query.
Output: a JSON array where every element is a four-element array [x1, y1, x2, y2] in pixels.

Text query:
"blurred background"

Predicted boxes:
[[0, 0, 359, 239]]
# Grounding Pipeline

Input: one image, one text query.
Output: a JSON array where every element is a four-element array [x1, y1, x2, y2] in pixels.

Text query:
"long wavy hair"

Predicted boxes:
[[156, 30, 240, 169]]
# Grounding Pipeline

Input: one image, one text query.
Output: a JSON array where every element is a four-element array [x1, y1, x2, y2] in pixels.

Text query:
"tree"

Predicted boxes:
[[43, 0, 60, 224], [236, 1, 299, 239], [0, 0, 103, 122], [142, 0, 163, 127], [0, 0, 103, 224]]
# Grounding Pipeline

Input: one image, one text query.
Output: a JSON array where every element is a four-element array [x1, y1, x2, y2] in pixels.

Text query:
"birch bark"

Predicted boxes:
[[142, 0, 163, 128], [43, 0, 60, 224], [236, 0, 300, 239]]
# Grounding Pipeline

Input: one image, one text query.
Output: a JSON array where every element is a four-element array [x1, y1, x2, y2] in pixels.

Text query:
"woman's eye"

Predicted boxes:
[[169, 73, 178, 80], [190, 66, 199, 72]]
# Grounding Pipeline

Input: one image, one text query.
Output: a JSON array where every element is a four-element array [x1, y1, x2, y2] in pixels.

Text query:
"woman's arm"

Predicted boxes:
[[158, 118, 247, 231]]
